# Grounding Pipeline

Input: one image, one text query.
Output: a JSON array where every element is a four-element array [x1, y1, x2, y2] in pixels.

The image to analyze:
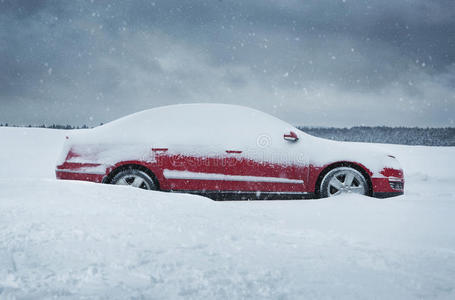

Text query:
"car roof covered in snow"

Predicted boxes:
[[70, 103, 298, 148]]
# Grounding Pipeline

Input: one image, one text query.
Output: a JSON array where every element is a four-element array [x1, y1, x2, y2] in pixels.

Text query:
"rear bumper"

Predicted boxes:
[[56, 163, 107, 183], [56, 169, 105, 183]]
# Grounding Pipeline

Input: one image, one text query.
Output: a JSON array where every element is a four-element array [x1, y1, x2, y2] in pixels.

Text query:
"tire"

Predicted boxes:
[[320, 167, 368, 198], [111, 168, 156, 190]]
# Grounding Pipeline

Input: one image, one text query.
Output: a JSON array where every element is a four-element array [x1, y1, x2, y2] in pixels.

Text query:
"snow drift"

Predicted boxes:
[[1, 127, 455, 299]]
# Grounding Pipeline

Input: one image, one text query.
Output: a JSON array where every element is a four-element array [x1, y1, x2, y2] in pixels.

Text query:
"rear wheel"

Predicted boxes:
[[111, 168, 156, 190], [320, 167, 368, 198]]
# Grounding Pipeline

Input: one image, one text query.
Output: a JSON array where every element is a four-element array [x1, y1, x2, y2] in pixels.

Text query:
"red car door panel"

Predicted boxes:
[[220, 152, 307, 192]]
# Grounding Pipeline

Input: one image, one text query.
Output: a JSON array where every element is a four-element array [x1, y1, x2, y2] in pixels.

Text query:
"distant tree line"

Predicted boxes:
[[0, 123, 454, 146], [298, 126, 455, 146], [0, 123, 95, 129]]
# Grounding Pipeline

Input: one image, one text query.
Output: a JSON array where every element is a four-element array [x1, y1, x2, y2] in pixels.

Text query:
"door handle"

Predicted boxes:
[[152, 148, 168, 152], [226, 150, 242, 154]]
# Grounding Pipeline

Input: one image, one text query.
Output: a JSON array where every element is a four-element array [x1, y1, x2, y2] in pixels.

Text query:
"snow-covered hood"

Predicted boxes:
[[303, 133, 402, 177]]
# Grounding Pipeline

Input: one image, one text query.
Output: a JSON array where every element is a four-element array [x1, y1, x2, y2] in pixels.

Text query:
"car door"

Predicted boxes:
[[219, 128, 308, 195], [153, 105, 308, 195], [153, 144, 227, 192]]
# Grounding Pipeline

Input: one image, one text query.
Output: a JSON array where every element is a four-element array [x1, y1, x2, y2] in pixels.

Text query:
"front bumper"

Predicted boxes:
[[371, 176, 404, 198]]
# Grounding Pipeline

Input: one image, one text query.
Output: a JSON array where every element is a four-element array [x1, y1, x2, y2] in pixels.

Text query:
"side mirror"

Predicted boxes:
[[284, 131, 299, 142]]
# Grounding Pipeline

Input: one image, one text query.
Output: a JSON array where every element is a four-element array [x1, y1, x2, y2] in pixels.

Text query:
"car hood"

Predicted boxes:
[[303, 134, 402, 177]]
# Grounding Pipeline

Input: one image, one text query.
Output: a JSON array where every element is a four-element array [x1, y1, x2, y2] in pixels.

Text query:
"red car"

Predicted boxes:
[[56, 104, 404, 199]]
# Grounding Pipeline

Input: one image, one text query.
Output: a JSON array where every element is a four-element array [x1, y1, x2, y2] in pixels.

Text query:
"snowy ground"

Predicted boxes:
[[1, 127, 455, 299]]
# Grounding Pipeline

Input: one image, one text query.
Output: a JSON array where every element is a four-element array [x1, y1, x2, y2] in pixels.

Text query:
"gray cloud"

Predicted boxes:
[[1, 0, 454, 127]]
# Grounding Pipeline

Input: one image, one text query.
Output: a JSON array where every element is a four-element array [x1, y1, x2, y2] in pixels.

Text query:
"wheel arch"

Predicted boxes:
[[103, 163, 161, 190], [313, 161, 373, 198]]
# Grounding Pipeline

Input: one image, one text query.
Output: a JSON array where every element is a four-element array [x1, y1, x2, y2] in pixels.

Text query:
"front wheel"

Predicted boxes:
[[320, 167, 368, 198], [111, 168, 156, 190]]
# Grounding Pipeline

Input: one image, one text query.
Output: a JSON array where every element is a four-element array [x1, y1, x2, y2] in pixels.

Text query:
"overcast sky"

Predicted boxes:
[[1, 0, 454, 127]]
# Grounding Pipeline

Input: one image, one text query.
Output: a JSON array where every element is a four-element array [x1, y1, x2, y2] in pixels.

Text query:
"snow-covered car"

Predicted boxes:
[[56, 104, 404, 199]]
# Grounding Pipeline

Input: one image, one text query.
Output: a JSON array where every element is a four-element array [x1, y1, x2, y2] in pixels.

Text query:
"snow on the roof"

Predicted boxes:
[[69, 103, 300, 150]]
